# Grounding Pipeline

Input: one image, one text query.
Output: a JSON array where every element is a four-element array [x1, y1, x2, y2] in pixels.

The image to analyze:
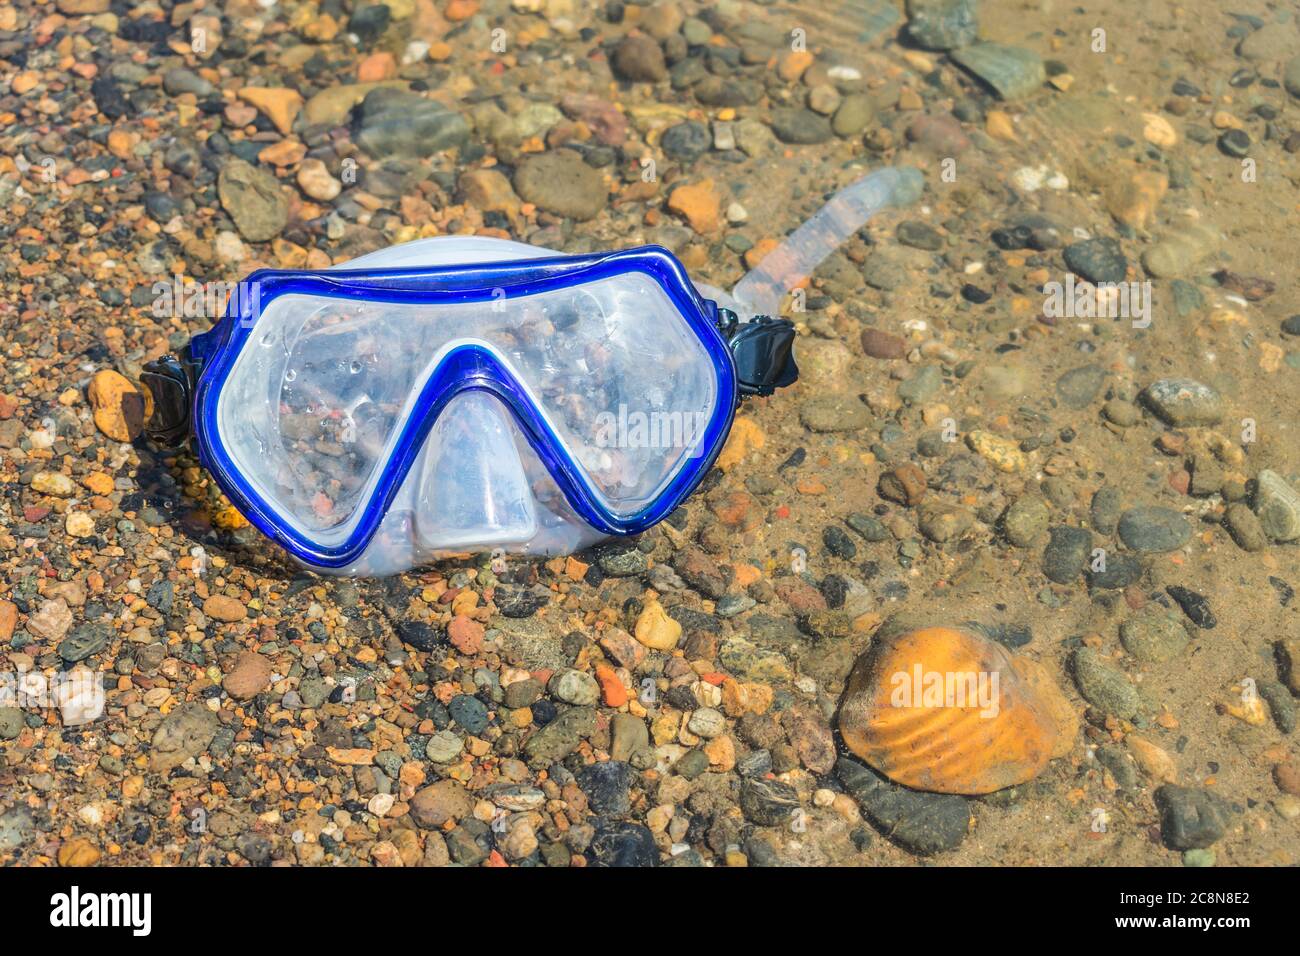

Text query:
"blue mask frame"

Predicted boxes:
[[187, 245, 739, 570]]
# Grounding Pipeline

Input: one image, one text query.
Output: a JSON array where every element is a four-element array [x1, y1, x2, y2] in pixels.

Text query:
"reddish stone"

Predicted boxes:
[[860, 327, 908, 359], [448, 615, 484, 654]]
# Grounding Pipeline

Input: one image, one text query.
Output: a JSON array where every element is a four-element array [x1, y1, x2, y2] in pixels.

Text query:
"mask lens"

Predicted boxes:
[[215, 266, 718, 541]]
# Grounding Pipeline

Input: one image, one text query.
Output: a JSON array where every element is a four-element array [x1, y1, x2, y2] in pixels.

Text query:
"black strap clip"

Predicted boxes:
[[716, 309, 799, 398], [139, 349, 199, 447]]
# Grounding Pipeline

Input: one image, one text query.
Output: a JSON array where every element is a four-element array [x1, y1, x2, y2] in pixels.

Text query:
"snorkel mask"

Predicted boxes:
[[141, 167, 920, 577]]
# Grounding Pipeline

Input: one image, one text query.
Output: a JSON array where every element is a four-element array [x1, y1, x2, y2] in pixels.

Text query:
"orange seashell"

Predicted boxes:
[[838, 623, 1075, 795]]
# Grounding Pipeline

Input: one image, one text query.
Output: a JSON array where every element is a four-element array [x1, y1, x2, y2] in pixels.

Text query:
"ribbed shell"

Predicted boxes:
[[838, 625, 1071, 795]]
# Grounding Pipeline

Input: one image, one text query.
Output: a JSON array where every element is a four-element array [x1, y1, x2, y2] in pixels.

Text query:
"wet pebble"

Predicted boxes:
[[1071, 647, 1141, 719], [1166, 585, 1216, 629], [1120, 610, 1190, 662], [1154, 785, 1230, 850], [1141, 378, 1224, 426], [1042, 525, 1092, 583], [1063, 237, 1127, 284], [1117, 506, 1191, 553]]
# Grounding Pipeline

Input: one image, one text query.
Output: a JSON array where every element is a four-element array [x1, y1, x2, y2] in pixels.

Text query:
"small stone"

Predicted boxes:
[[836, 757, 970, 855], [1216, 129, 1250, 158], [966, 430, 1027, 472], [149, 702, 219, 772], [862, 250, 908, 291], [588, 821, 658, 867], [577, 760, 634, 815], [1141, 224, 1218, 278], [1042, 526, 1092, 584], [667, 179, 721, 234], [409, 779, 472, 828], [549, 669, 600, 706], [57, 837, 102, 868], [203, 595, 248, 623], [898, 365, 943, 404], [236, 87, 302, 135], [1063, 237, 1127, 284], [800, 395, 871, 432], [1055, 365, 1106, 409], [832, 94, 875, 137], [896, 220, 944, 251], [950, 43, 1045, 100], [1259, 680, 1296, 734], [907, 113, 970, 154], [861, 327, 908, 359], [353, 88, 469, 158], [1286, 55, 1300, 98], [218, 159, 289, 242], [1104, 169, 1167, 230], [1071, 647, 1141, 719], [0, 707, 22, 740], [918, 502, 973, 543], [1120, 610, 1189, 663], [1086, 553, 1144, 590], [1090, 485, 1123, 535], [26, 598, 73, 642], [513, 151, 607, 221], [634, 599, 681, 650], [1166, 585, 1216, 629], [1141, 378, 1223, 426], [0, 601, 15, 643], [1117, 507, 1191, 553], [1003, 495, 1049, 547], [1253, 469, 1300, 542], [1224, 503, 1269, 551], [447, 616, 484, 654], [57, 624, 109, 663], [1237, 22, 1294, 62], [739, 776, 800, 826], [1103, 399, 1139, 427], [296, 158, 341, 202], [523, 706, 596, 767], [823, 525, 858, 559], [610, 713, 650, 761], [32, 471, 75, 496], [87, 369, 146, 442], [612, 34, 667, 82], [687, 707, 726, 739], [425, 730, 464, 763], [878, 462, 928, 506], [660, 121, 710, 163], [223, 652, 272, 700], [1127, 735, 1177, 783], [770, 108, 833, 145], [1154, 785, 1229, 850], [65, 513, 94, 539], [904, 0, 978, 51]]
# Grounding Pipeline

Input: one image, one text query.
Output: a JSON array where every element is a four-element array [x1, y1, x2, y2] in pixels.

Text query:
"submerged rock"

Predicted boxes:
[[951, 43, 1045, 100]]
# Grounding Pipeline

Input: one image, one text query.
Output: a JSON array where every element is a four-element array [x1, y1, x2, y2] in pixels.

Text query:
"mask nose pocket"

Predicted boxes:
[[409, 390, 538, 551]]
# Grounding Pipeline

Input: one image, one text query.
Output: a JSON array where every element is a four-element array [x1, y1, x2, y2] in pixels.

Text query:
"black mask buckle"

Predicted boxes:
[[139, 348, 199, 448], [717, 309, 800, 399]]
